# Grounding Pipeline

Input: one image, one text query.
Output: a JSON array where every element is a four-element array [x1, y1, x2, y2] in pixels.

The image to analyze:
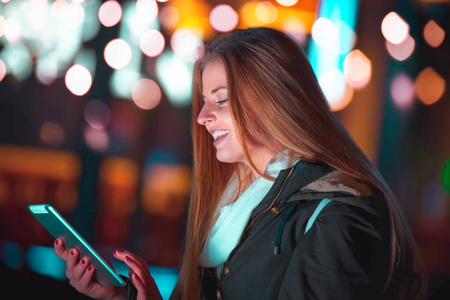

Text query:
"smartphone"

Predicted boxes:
[[28, 204, 126, 287]]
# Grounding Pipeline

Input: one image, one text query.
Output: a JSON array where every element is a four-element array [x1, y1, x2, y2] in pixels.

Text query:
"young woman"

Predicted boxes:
[[54, 27, 426, 299]]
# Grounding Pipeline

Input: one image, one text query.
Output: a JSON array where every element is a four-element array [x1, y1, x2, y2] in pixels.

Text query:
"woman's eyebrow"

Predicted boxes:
[[202, 86, 227, 99]]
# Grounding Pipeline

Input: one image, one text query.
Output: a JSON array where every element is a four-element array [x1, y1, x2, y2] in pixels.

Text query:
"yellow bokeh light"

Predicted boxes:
[[141, 163, 191, 217], [240, 0, 316, 33], [343, 49, 372, 89], [256, 1, 278, 24], [424, 20, 445, 48], [277, 0, 299, 7], [104, 38, 132, 69], [381, 12, 409, 44], [131, 78, 162, 110], [167, 0, 212, 39], [415, 67, 445, 105], [240, 1, 263, 27]]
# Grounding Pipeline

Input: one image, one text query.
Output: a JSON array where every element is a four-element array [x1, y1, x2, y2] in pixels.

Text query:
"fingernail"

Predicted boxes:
[[88, 265, 93, 271], [125, 256, 131, 262], [70, 249, 74, 255], [81, 258, 86, 264], [116, 249, 124, 253], [55, 239, 59, 245]]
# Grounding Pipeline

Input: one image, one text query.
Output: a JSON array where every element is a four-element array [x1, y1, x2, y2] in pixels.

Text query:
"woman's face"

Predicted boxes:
[[197, 60, 278, 177]]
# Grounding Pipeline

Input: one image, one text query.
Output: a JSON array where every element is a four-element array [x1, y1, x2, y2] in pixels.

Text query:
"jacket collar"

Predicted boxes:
[[250, 161, 334, 218]]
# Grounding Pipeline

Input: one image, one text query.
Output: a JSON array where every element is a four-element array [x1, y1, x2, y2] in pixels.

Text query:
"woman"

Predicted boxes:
[[54, 27, 426, 299]]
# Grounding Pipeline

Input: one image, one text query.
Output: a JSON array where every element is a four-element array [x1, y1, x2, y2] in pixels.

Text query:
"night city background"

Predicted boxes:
[[0, 0, 449, 299]]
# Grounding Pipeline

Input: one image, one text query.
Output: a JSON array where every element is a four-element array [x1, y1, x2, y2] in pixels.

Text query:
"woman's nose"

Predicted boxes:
[[197, 103, 215, 125]]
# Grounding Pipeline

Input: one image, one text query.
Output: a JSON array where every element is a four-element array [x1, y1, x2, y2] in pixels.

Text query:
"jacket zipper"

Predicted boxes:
[[215, 270, 222, 300], [214, 166, 295, 299], [243, 166, 295, 234]]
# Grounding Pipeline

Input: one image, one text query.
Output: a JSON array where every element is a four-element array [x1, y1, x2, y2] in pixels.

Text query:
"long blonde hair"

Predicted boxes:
[[171, 27, 426, 299]]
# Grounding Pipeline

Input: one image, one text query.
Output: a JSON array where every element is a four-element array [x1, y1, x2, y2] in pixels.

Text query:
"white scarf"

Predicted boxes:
[[199, 152, 297, 271]]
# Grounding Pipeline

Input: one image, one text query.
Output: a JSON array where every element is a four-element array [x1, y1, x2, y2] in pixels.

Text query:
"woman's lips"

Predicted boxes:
[[213, 132, 229, 147]]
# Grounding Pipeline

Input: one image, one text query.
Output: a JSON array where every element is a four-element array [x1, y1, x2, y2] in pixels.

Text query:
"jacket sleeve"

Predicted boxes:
[[278, 203, 390, 300], [120, 275, 138, 300]]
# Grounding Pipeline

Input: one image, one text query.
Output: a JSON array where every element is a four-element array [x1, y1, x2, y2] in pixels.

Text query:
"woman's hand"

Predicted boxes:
[[113, 250, 163, 300], [54, 238, 127, 300]]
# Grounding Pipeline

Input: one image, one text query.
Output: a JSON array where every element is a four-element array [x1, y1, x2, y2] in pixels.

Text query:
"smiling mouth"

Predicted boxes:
[[213, 130, 230, 140]]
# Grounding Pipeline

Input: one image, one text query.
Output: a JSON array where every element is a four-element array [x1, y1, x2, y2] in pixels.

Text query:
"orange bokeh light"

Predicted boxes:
[[415, 67, 445, 105]]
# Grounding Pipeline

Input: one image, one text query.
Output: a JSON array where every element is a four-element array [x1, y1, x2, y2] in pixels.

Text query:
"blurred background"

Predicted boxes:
[[0, 0, 448, 299]]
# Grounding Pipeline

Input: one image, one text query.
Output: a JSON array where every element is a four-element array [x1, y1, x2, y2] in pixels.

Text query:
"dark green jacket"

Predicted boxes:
[[200, 161, 391, 300]]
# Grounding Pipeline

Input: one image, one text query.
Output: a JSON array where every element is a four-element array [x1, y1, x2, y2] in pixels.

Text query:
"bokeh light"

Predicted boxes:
[[40, 121, 65, 147], [104, 38, 132, 69], [27, 246, 66, 280], [131, 78, 162, 110], [240, 1, 263, 27], [36, 58, 58, 85], [276, 0, 298, 7], [311, 17, 338, 49], [390, 73, 415, 110], [99, 0, 122, 27], [159, 5, 179, 32], [63, 2, 85, 28], [0, 59, 6, 82], [255, 1, 278, 24], [283, 18, 307, 46], [381, 12, 409, 44], [424, 20, 445, 48], [84, 99, 111, 129], [140, 29, 165, 57], [28, 2, 49, 31], [1, 241, 24, 269], [0, 15, 5, 37], [318, 68, 354, 111], [65, 64, 93, 96], [170, 29, 204, 62], [136, 0, 159, 22], [110, 69, 141, 99], [415, 67, 445, 105], [343, 49, 372, 89], [51, 0, 68, 20], [442, 159, 450, 194], [335, 20, 357, 54], [156, 50, 193, 107], [84, 127, 109, 152], [209, 4, 239, 33], [4, 17, 22, 44], [2, 43, 33, 81], [386, 34, 415, 61]]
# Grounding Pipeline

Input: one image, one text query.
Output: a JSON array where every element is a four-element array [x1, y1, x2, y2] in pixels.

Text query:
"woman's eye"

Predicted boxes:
[[217, 99, 228, 105]]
